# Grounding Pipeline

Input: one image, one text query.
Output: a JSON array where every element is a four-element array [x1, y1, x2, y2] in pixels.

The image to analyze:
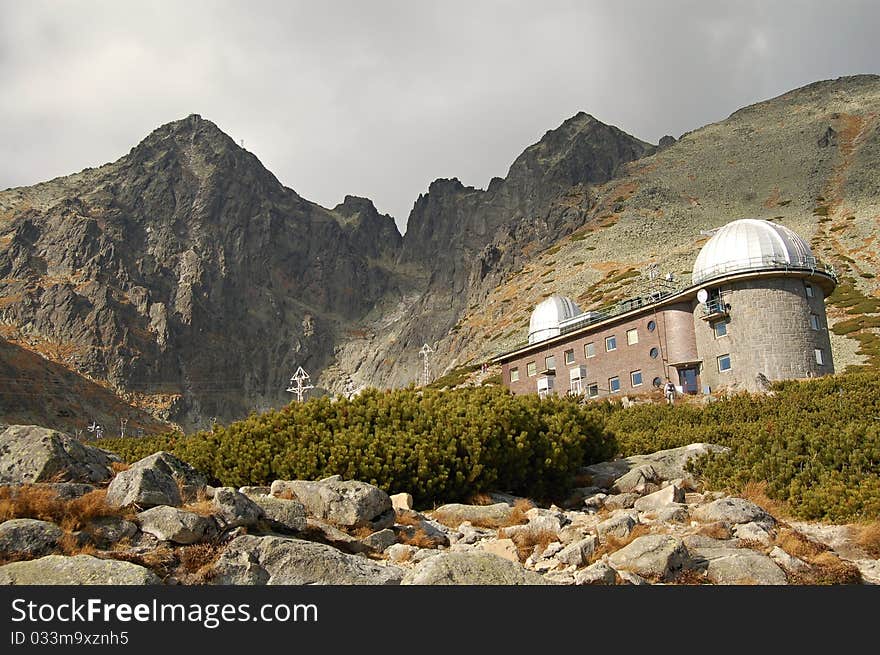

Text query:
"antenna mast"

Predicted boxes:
[[286, 366, 315, 403], [418, 343, 434, 386]]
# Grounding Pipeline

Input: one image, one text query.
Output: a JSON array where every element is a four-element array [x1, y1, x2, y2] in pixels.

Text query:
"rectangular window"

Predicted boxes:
[[527, 361, 537, 377], [609, 376, 621, 393], [718, 354, 732, 372], [631, 370, 643, 387], [815, 348, 824, 366], [605, 336, 617, 352], [509, 367, 519, 383], [564, 349, 575, 365], [570, 378, 582, 395], [584, 342, 596, 358], [626, 328, 639, 345], [805, 283, 814, 298], [713, 320, 728, 338], [810, 314, 820, 331], [588, 383, 599, 398], [545, 355, 556, 372]]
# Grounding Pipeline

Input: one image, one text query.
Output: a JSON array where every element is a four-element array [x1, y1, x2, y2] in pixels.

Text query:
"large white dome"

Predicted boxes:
[[692, 219, 816, 285], [528, 295, 582, 344]]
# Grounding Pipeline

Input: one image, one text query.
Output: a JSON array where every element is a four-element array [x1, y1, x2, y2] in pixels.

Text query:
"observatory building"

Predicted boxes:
[[493, 219, 837, 398]]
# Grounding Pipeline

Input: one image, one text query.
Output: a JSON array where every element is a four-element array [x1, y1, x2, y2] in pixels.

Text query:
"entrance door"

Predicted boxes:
[[678, 367, 699, 395]]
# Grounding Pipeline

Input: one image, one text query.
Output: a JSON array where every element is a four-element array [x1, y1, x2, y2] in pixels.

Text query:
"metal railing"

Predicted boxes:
[[693, 255, 837, 285]]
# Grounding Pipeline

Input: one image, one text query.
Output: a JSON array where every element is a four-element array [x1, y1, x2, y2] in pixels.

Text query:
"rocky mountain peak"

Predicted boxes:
[[332, 195, 402, 258]]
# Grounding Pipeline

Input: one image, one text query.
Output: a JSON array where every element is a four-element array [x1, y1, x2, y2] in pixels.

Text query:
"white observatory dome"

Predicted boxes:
[[692, 219, 816, 285], [528, 295, 582, 344]]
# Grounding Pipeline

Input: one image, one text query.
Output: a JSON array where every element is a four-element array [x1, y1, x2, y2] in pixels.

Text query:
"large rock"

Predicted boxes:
[[253, 496, 307, 532], [212, 487, 264, 529], [608, 534, 690, 580], [0, 518, 63, 557], [137, 506, 217, 544], [693, 498, 775, 526], [480, 538, 520, 563], [211, 534, 404, 585], [360, 528, 397, 552], [431, 503, 516, 528], [555, 536, 597, 567], [612, 465, 660, 493], [390, 493, 413, 511], [401, 552, 551, 585], [580, 443, 727, 488], [0, 554, 161, 584], [127, 452, 210, 500], [597, 513, 637, 540], [83, 516, 139, 549], [633, 484, 685, 512], [689, 546, 787, 585], [106, 467, 181, 509], [574, 561, 618, 585], [272, 478, 394, 530], [0, 425, 115, 484]]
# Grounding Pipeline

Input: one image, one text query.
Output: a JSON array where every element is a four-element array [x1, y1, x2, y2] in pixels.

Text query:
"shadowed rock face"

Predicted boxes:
[[0, 115, 404, 429], [0, 111, 651, 428]]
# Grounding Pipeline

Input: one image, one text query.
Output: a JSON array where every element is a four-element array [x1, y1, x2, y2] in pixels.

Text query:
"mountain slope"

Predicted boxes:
[[0, 115, 405, 429]]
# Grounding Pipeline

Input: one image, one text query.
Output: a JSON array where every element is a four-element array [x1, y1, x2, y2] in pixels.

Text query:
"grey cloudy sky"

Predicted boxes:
[[1, 1, 878, 232]]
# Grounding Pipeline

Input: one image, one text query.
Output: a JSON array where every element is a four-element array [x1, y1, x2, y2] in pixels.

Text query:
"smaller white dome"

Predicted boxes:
[[528, 295, 582, 344]]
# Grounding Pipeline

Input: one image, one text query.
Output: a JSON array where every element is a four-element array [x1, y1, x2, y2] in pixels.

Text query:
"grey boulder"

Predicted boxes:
[[211, 534, 404, 585], [0, 425, 116, 484], [0, 554, 161, 585], [0, 518, 63, 557], [693, 498, 774, 526], [212, 487, 264, 529], [690, 546, 787, 585], [401, 551, 551, 585], [431, 502, 516, 528], [106, 467, 181, 509], [272, 478, 394, 530], [608, 534, 690, 580], [253, 496, 307, 532], [137, 506, 217, 545]]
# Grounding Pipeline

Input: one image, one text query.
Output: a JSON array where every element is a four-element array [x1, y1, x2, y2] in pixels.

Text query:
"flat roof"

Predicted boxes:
[[490, 266, 836, 363]]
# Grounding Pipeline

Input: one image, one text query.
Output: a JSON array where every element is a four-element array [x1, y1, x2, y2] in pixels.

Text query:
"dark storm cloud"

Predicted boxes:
[[1, 0, 877, 231]]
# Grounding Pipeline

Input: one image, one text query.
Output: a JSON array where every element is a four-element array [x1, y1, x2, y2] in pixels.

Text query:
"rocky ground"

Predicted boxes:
[[0, 425, 875, 585]]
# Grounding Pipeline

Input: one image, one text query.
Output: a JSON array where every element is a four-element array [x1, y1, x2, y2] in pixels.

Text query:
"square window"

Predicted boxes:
[[564, 349, 575, 365], [631, 370, 643, 387], [810, 314, 820, 331], [510, 367, 519, 383], [717, 354, 732, 372], [626, 328, 639, 345], [588, 383, 599, 398], [805, 283, 814, 298], [605, 336, 617, 352], [609, 376, 620, 393], [584, 342, 596, 358], [545, 355, 556, 372], [815, 348, 824, 366], [713, 320, 728, 338], [527, 362, 537, 377]]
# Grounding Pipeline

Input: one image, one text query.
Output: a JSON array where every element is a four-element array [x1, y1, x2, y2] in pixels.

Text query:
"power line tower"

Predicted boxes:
[[418, 343, 434, 386], [286, 366, 314, 403], [119, 417, 128, 439], [87, 421, 103, 440]]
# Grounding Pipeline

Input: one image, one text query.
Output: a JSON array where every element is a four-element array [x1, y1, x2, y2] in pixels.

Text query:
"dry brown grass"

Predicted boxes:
[[738, 482, 789, 519], [0, 486, 126, 531], [509, 528, 559, 563], [394, 509, 423, 527], [397, 527, 436, 549], [854, 522, 880, 558], [775, 526, 862, 585], [110, 461, 130, 474], [181, 487, 214, 517], [671, 568, 710, 585], [697, 522, 733, 540], [176, 543, 222, 583], [352, 525, 376, 539], [468, 493, 495, 506], [590, 524, 652, 563]]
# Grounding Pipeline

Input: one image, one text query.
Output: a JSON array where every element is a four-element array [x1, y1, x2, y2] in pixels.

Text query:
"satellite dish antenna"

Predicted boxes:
[[697, 288, 709, 304]]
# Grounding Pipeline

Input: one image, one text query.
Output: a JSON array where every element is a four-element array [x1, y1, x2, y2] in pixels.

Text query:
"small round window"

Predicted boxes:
[[652, 377, 663, 388], [649, 347, 659, 359], [647, 320, 656, 332]]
